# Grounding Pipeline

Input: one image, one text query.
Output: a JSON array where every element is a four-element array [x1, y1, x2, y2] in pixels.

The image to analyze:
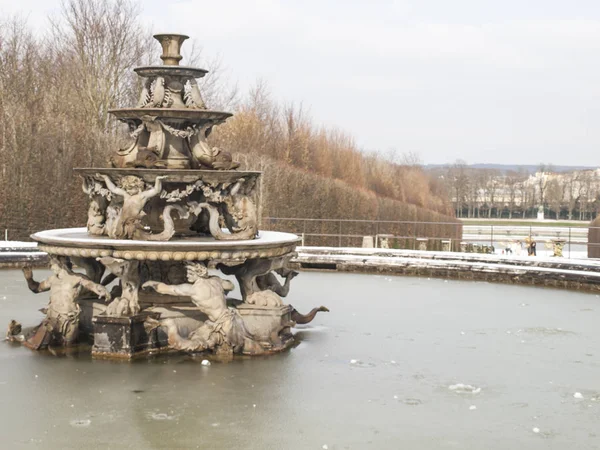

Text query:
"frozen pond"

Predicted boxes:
[[1, 269, 600, 449]]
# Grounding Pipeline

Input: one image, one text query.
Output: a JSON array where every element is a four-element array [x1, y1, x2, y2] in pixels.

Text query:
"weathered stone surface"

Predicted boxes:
[[142, 263, 280, 355], [237, 304, 294, 349], [92, 312, 161, 359]]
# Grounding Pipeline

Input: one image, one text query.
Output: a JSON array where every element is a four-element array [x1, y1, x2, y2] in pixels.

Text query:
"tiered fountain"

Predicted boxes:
[[9, 34, 327, 358]]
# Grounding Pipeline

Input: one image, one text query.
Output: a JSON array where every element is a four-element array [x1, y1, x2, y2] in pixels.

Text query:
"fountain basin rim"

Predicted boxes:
[[74, 168, 261, 184], [108, 108, 232, 122], [134, 66, 208, 79], [32, 228, 299, 249], [31, 228, 300, 261]]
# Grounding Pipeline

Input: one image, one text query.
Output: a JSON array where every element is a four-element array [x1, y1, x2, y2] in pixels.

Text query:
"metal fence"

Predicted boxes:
[[261, 217, 594, 259], [3, 220, 597, 259], [261, 217, 462, 250]]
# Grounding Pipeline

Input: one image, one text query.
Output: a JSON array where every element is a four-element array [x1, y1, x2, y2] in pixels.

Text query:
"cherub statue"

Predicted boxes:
[[98, 174, 166, 239], [143, 263, 267, 354], [81, 177, 108, 235], [10, 256, 110, 349], [97, 257, 141, 316]]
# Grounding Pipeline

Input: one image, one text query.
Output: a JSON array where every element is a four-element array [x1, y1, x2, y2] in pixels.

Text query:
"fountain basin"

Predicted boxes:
[[133, 65, 208, 79], [108, 108, 232, 123], [1, 270, 598, 449], [32, 228, 299, 261], [75, 168, 260, 185]]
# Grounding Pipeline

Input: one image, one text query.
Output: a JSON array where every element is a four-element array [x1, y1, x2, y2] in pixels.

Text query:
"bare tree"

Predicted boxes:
[[536, 163, 554, 207], [482, 169, 500, 218], [564, 171, 580, 220], [545, 179, 564, 219], [504, 170, 526, 219], [447, 160, 469, 217], [49, 0, 151, 131]]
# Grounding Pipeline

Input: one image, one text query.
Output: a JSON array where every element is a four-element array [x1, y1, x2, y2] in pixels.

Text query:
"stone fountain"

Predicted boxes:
[[8, 34, 327, 359]]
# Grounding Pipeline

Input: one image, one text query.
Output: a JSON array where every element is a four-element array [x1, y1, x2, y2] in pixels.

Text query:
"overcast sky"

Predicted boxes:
[[4, 0, 600, 166]]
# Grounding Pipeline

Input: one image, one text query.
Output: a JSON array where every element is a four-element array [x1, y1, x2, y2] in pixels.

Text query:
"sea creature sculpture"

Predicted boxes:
[[291, 306, 330, 324], [143, 262, 268, 355], [97, 257, 141, 316], [189, 124, 240, 170], [217, 254, 297, 304]]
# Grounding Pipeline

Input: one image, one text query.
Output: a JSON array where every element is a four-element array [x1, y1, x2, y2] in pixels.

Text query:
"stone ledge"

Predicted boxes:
[[293, 248, 600, 292]]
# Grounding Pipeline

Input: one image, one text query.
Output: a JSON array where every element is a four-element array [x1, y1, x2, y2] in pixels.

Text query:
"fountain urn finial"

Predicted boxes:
[[153, 33, 189, 66]]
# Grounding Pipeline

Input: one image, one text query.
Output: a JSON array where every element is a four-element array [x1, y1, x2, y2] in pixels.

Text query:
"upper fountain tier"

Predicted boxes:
[[107, 34, 237, 170]]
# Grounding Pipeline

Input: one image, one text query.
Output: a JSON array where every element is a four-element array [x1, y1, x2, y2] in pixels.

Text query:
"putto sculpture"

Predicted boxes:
[[9, 34, 327, 359]]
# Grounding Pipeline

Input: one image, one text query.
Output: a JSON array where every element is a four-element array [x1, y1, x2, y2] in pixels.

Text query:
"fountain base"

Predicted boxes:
[[91, 312, 162, 359], [237, 304, 295, 350]]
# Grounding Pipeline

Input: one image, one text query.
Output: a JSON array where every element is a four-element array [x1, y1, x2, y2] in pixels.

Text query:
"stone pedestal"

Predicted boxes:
[[417, 238, 428, 251], [362, 236, 374, 248], [92, 312, 161, 359], [442, 239, 451, 252], [236, 304, 294, 350], [552, 240, 565, 257], [377, 234, 393, 249], [588, 216, 600, 258]]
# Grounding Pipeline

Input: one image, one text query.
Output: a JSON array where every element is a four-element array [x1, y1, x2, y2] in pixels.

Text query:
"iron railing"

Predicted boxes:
[[261, 217, 594, 259], [2, 220, 597, 259]]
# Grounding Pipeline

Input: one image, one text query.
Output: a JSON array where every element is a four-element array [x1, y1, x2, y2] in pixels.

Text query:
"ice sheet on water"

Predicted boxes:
[[349, 359, 376, 368], [294, 325, 329, 333], [523, 327, 575, 336], [448, 383, 481, 394], [148, 412, 177, 421], [70, 419, 91, 427]]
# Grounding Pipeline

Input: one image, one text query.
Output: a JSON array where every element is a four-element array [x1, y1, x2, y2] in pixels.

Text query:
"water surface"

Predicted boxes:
[[1, 270, 599, 449]]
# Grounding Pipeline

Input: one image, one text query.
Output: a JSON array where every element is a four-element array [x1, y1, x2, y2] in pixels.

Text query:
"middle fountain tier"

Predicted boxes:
[[77, 168, 261, 241], [21, 33, 328, 360]]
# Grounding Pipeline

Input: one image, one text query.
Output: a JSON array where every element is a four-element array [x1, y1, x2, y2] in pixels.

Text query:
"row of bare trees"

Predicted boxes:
[[211, 82, 452, 215], [439, 161, 600, 220], [0, 0, 458, 241], [0, 1, 153, 239]]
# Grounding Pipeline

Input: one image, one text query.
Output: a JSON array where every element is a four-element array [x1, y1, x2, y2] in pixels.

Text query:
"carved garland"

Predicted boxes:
[[159, 179, 204, 203], [157, 120, 199, 139]]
